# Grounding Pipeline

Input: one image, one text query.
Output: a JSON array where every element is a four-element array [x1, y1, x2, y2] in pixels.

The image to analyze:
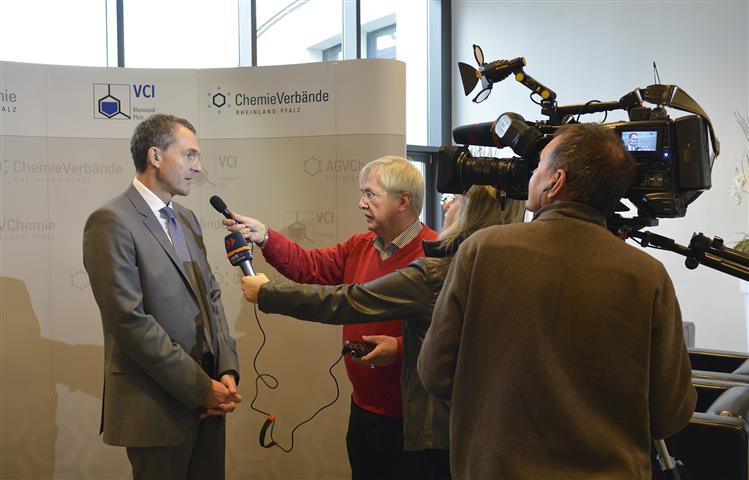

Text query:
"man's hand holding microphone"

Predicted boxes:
[[211, 195, 269, 247], [210, 195, 272, 302]]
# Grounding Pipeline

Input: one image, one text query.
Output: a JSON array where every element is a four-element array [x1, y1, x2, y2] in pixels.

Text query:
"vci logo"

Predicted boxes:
[[93, 83, 156, 119]]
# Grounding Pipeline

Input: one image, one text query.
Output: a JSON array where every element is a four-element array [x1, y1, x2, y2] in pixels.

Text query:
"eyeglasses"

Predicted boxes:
[[360, 190, 392, 202]]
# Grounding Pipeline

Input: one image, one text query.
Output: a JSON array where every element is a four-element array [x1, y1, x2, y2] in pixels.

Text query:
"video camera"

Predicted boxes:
[[438, 44, 721, 232]]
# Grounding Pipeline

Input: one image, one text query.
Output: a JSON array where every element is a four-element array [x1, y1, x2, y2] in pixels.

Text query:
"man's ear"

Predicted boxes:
[[546, 169, 566, 200], [397, 191, 413, 212], [148, 147, 160, 169]]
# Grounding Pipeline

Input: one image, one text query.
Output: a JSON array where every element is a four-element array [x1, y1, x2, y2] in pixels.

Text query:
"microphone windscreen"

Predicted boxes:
[[210, 195, 228, 214]]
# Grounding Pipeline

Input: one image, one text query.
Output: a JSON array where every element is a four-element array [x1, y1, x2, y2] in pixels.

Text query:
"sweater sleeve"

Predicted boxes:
[[260, 227, 353, 285], [418, 241, 474, 401], [648, 271, 697, 439], [258, 261, 434, 325]]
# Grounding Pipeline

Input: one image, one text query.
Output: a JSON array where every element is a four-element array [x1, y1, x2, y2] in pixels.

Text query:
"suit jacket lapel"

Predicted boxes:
[[173, 203, 217, 353], [178, 209, 206, 289], [175, 205, 209, 299], [124, 186, 198, 300]]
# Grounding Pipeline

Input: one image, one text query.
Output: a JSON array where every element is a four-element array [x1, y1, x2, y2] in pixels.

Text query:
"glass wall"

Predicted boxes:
[[0, 0, 108, 67], [0, 0, 442, 224], [124, 0, 239, 68], [0, 0, 436, 148], [256, 0, 342, 66], [361, 0, 428, 145]]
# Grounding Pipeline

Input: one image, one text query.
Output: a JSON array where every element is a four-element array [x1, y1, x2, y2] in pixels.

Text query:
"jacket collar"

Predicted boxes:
[[422, 236, 466, 258], [532, 201, 607, 227]]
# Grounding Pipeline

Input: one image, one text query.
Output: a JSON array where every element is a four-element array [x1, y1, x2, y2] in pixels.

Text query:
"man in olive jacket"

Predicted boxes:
[[419, 124, 696, 479]]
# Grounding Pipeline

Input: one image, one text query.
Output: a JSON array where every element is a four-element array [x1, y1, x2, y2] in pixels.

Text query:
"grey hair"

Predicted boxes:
[[359, 155, 425, 216]]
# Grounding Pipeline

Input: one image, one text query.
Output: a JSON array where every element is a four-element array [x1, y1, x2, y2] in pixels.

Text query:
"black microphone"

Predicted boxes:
[[209, 195, 232, 219], [211, 195, 256, 276], [452, 122, 497, 147], [224, 231, 256, 276]]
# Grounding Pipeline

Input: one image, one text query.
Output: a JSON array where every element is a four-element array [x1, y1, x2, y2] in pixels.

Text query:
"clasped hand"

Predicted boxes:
[[200, 374, 242, 418]]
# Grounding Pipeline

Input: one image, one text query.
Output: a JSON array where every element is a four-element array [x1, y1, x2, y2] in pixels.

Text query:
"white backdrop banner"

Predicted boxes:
[[0, 59, 406, 479]]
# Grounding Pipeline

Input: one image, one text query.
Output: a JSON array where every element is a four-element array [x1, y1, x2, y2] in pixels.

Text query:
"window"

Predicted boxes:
[[361, 0, 428, 145], [256, 0, 342, 66], [0, 1, 437, 150], [367, 24, 396, 59], [407, 147, 441, 230], [0, 0, 107, 67], [124, 0, 239, 68], [322, 44, 343, 62], [410, 159, 427, 224]]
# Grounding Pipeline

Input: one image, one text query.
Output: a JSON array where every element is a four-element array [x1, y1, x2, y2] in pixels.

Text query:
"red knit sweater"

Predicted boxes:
[[261, 225, 438, 417]]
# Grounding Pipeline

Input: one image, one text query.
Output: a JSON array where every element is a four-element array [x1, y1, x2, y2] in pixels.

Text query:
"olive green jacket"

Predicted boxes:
[[258, 242, 453, 451]]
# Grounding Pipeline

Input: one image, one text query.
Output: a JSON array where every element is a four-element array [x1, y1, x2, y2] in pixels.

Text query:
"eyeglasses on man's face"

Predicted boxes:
[[360, 189, 393, 202]]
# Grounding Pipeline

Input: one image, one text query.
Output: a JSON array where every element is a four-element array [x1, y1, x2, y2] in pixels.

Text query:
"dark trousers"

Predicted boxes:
[[347, 398, 432, 480], [424, 449, 452, 480], [126, 410, 225, 480]]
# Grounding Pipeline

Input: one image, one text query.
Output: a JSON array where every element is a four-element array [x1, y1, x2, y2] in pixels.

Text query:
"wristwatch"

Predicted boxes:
[[258, 225, 270, 248]]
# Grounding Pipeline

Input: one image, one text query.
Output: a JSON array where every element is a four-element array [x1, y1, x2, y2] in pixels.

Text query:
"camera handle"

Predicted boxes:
[[541, 100, 628, 125], [627, 229, 749, 281]]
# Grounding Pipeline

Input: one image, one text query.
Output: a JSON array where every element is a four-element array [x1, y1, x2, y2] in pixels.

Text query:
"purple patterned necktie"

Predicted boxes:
[[160, 206, 192, 265]]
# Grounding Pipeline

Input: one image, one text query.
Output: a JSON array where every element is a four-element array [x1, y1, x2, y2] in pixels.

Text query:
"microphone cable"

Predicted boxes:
[[248, 303, 344, 452]]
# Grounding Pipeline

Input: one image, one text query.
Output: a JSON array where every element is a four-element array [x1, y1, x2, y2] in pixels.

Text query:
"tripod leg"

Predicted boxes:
[[654, 439, 688, 480]]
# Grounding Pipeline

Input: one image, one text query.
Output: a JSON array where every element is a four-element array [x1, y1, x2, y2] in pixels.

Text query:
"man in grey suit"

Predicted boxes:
[[83, 114, 241, 479]]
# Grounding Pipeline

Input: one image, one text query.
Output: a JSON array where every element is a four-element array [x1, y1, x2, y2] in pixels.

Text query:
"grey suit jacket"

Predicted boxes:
[[83, 185, 239, 448]]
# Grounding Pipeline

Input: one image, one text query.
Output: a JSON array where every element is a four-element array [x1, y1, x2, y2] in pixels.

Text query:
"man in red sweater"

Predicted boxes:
[[224, 156, 437, 479]]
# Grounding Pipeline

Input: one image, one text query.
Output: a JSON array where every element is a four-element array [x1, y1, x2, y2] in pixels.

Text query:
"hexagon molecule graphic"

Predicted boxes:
[[98, 94, 121, 118], [288, 221, 307, 242], [304, 156, 322, 176], [192, 168, 215, 187], [212, 93, 226, 108]]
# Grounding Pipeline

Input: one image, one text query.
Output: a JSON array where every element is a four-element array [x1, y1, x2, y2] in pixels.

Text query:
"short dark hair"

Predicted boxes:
[[547, 123, 636, 215], [130, 114, 196, 172]]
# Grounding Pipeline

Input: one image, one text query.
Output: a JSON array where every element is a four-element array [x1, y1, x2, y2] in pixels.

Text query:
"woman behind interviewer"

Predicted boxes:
[[241, 186, 525, 480]]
